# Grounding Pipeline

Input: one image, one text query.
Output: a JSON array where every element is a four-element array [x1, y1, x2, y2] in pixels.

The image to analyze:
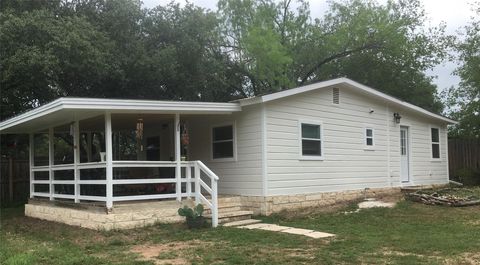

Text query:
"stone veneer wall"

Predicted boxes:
[[241, 187, 403, 215], [25, 203, 182, 231]]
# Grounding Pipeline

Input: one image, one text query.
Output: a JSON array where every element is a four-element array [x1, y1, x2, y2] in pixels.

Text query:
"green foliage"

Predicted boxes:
[[446, 3, 480, 138], [453, 168, 480, 186], [178, 204, 204, 219], [0, 0, 450, 120], [217, 0, 447, 112]]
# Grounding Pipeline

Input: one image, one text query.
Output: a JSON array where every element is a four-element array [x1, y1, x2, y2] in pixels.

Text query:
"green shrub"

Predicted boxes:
[[454, 168, 480, 186]]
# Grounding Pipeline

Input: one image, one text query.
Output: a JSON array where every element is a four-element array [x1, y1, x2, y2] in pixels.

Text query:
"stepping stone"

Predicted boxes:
[[223, 219, 262, 227], [258, 225, 291, 232], [304, 231, 335, 239], [240, 223, 270, 229], [281, 228, 314, 235]]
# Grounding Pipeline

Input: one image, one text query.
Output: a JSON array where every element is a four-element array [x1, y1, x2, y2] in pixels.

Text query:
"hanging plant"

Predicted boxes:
[[181, 123, 189, 145]]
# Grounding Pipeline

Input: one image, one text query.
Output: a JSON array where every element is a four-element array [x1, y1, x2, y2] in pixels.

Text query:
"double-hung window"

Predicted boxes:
[[212, 124, 235, 160], [365, 128, 374, 147], [300, 122, 323, 159], [431, 128, 440, 159]]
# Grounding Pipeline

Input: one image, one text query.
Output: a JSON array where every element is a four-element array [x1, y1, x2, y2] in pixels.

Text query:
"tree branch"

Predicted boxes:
[[299, 42, 382, 85]]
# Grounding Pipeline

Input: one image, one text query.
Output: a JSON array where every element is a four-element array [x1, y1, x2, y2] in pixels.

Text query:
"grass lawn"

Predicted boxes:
[[1, 200, 480, 265]]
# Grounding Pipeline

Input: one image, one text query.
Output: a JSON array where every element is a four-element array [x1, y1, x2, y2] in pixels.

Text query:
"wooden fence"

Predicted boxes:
[[0, 158, 29, 205], [448, 138, 480, 178]]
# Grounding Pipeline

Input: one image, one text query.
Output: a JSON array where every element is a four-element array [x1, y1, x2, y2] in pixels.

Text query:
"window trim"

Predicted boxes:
[[364, 127, 375, 150], [430, 126, 441, 160], [210, 122, 237, 162], [298, 120, 324, 160]]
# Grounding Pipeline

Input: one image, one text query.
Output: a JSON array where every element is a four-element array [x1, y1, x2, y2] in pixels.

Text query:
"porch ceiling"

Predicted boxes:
[[0, 97, 242, 134]]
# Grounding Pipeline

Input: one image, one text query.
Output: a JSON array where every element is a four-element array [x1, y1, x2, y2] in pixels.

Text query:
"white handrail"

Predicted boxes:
[[30, 159, 220, 228], [193, 160, 219, 227], [196, 160, 219, 181]]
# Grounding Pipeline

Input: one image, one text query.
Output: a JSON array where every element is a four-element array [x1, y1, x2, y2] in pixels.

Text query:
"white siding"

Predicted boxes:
[[188, 105, 263, 196], [388, 107, 449, 186], [265, 85, 449, 196]]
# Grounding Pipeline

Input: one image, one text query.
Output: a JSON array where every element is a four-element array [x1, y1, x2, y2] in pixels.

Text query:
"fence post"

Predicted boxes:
[[73, 119, 80, 203], [174, 113, 181, 202], [186, 164, 192, 198], [105, 112, 113, 209], [29, 134, 34, 198], [194, 162, 200, 204], [48, 127, 54, 201], [211, 179, 218, 228]]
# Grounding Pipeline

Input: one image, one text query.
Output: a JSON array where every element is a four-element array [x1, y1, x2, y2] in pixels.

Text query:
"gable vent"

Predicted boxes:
[[332, 87, 340, 104]]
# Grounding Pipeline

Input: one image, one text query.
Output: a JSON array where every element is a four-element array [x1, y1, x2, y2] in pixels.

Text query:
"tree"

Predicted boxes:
[[0, 7, 115, 120], [447, 3, 480, 138], [217, 0, 448, 112]]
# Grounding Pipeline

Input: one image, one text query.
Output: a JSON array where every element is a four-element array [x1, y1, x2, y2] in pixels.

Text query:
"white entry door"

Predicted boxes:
[[400, 126, 410, 182]]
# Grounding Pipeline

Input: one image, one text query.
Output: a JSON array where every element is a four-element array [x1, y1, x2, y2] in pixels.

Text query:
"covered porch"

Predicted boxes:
[[0, 98, 243, 227]]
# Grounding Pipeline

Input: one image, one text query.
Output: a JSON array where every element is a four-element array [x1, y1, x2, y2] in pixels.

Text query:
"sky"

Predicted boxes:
[[142, 0, 477, 93]]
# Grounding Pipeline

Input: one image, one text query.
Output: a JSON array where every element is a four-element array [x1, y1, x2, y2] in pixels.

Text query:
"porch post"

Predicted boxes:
[[105, 112, 113, 209], [29, 133, 34, 198], [48, 127, 54, 201], [73, 119, 80, 203], [174, 113, 181, 202]]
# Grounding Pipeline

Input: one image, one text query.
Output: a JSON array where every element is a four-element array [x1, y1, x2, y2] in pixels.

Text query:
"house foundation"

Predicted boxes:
[[240, 187, 403, 215], [25, 186, 439, 230], [25, 199, 183, 231]]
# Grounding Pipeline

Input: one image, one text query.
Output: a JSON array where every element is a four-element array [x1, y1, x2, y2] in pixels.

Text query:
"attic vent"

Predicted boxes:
[[332, 87, 340, 104]]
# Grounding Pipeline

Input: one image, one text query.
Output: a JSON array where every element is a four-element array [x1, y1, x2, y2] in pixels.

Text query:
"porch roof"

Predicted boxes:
[[0, 97, 242, 133]]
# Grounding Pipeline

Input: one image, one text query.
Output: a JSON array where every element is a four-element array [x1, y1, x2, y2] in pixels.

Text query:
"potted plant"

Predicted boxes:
[[178, 204, 205, 229]]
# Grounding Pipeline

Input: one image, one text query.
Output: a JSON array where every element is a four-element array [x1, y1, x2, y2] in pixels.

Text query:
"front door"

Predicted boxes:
[[400, 126, 410, 182]]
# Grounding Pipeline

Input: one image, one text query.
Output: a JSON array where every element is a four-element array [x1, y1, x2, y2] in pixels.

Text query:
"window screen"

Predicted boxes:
[[301, 123, 322, 156], [212, 125, 234, 159]]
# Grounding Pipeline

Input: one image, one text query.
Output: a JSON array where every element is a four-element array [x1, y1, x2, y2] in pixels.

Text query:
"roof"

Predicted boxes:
[[0, 77, 456, 133], [235, 77, 457, 124], [0, 97, 241, 133]]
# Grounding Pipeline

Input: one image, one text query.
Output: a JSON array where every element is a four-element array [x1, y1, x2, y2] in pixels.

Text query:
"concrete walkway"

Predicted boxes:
[[239, 222, 335, 239]]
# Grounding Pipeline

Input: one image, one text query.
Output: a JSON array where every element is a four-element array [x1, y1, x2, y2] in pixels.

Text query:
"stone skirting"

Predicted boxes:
[[25, 200, 183, 231], [25, 187, 408, 230], [240, 187, 403, 215]]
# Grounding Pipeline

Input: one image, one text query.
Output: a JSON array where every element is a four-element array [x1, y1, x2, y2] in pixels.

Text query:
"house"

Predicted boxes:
[[0, 77, 456, 229]]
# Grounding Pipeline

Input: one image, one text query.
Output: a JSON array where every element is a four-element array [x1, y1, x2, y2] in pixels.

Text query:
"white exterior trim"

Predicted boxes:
[[298, 120, 324, 161], [364, 127, 375, 150], [0, 98, 242, 132], [236, 77, 457, 124], [261, 105, 268, 197], [429, 125, 441, 161]]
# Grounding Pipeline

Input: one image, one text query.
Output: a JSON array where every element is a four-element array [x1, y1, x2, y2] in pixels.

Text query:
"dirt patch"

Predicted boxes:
[[444, 252, 480, 265], [131, 240, 211, 265]]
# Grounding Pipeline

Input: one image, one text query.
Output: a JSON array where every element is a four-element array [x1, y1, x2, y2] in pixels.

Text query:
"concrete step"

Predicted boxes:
[[204, 206, 243, 215], [217, 196, 242, 204], [222, 219, 262, 227], [205, 210, 253, 224]]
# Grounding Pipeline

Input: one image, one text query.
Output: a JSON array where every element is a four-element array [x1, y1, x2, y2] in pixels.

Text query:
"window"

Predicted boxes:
[[332, 87, 340, 104], [212, 124, 235, 160], [300, 122, 323, 158], [431, 128, 440, 159], [365, 128, 374, 147]]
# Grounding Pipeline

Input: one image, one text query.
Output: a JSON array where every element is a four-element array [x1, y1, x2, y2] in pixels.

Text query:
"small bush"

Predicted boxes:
[[454, 168, 480, 186]]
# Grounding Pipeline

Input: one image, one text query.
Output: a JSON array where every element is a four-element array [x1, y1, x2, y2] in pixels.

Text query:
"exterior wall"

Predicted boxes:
[[188, 105, 264, 196], [264, 85, 449, 196], [388, 107, 449, 185]]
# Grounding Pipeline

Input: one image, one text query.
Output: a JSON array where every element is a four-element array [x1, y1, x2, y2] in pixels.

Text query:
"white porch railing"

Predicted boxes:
[[30, 160, 219, 227]]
